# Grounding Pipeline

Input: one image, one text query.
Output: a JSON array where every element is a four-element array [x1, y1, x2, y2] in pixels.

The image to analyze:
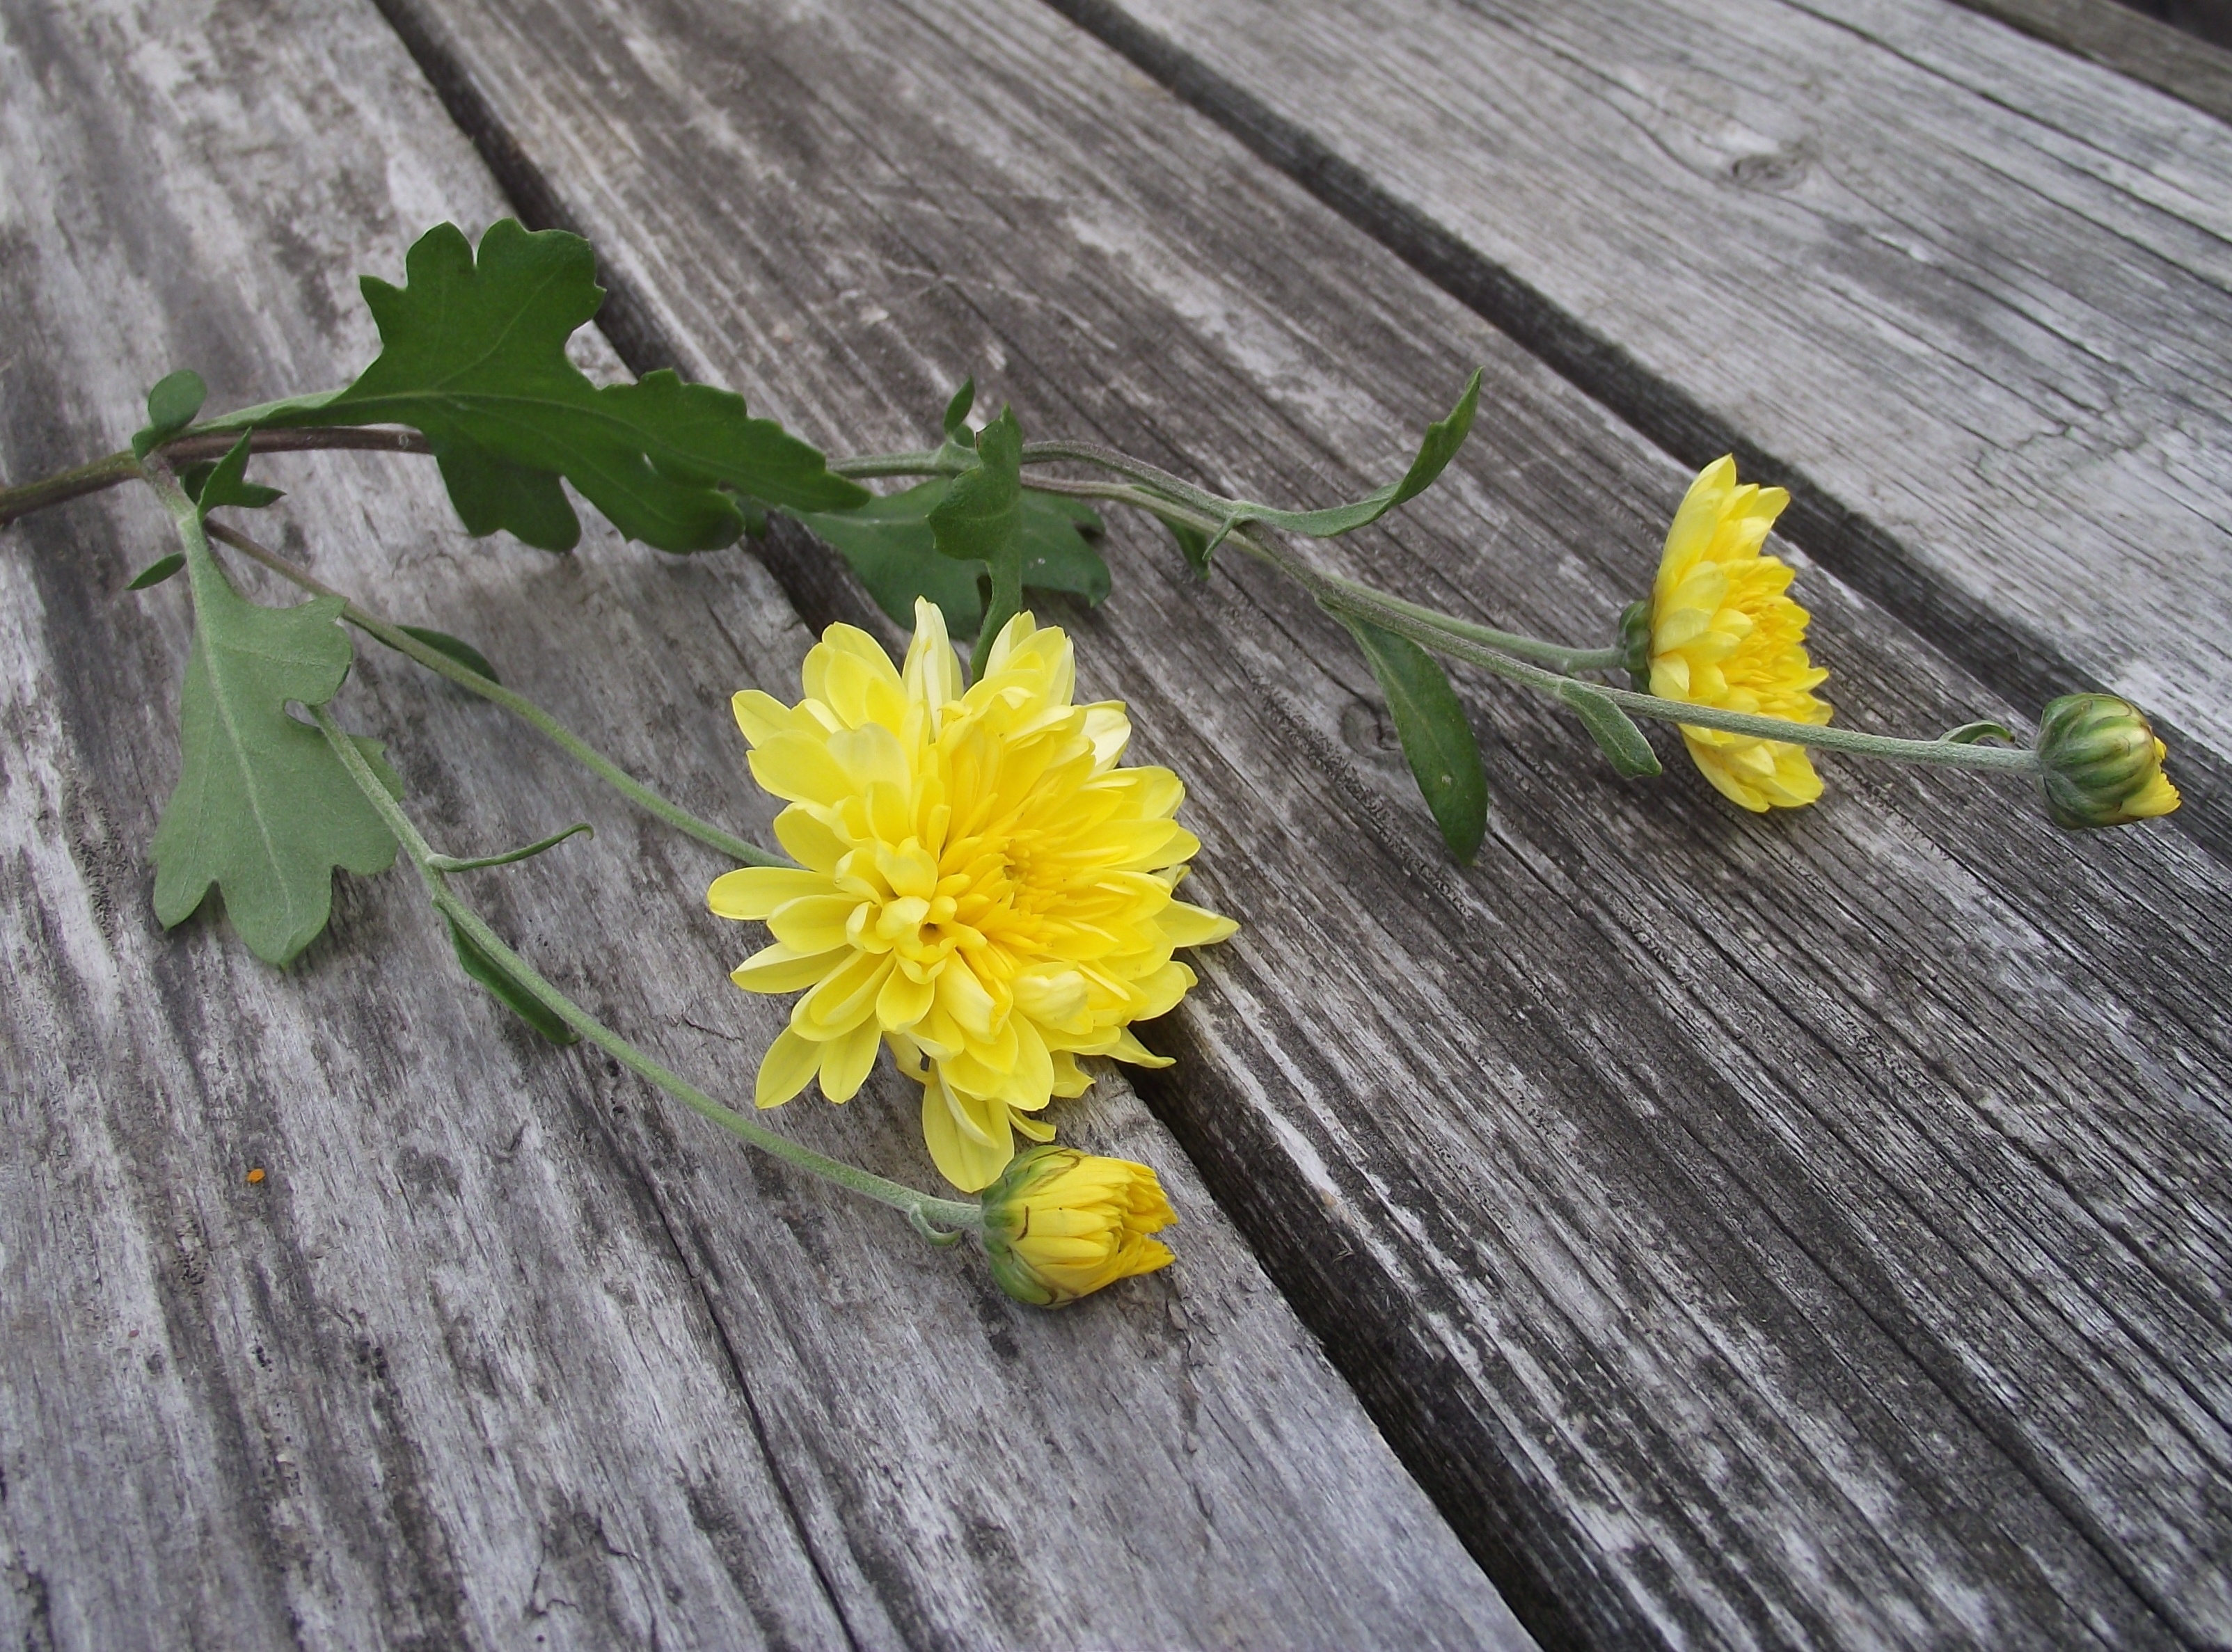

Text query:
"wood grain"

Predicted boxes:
[[368, 0, 2232, 1643], [1045, 0, 2232, 829], [0, 2, 1535, 1647], [1954, 0, 2232, 120]]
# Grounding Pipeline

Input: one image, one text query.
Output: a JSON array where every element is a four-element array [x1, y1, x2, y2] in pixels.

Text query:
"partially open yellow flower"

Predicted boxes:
[[711, 600, 1236, 1191], [1647, 456, 1831, 811], [978, 1145, 1178, 1307]]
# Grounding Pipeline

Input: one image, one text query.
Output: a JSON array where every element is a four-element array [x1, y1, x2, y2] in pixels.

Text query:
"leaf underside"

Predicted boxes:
[[1333, 608, 1489, 862], [150, 562, 401, 966], [254, 219, 866, 553]]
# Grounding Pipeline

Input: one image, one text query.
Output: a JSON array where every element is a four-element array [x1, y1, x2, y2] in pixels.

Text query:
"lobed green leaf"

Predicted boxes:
[[251, 220, 866, 553], [151, 537, 402, 965], [793, 484, 1105, 637]]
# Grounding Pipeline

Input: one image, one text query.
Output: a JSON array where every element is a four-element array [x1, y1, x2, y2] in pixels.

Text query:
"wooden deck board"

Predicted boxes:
[[0, 2, 1535, 1648], [1053, 0, 2232, 835], [365, 0, 2232, 1643]]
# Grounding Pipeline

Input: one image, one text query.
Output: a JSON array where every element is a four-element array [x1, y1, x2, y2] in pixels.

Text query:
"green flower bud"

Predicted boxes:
[[2035, 693, 2180, 829]]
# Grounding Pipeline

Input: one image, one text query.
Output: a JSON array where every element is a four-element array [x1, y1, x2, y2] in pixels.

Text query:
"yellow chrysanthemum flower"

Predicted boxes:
[[710, 599, 1237, 1191], [979, 1145, 1178, 1307], [1647, 456, 1832, 811]]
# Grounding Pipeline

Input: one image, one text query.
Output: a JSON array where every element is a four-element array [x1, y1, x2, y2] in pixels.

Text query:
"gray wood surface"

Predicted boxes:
[[0, 3, 1538, 1649], [363, 0, 2232, 1644], [1054, 0, 2232, 830], [1954, 0, 2232, 118]]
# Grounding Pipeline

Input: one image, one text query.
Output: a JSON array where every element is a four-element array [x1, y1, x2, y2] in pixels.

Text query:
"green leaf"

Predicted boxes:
[[942, 376, 976, 442], [1216, 370, 1482, 546], [1557, 681, 1663, 777], [931, 408, 1027, 677], [397, 624, 500, 683], [1940, 719, 2017, 746], [427, 820, 592, 873], [127, 553, 186, 591], [793, 482, 1107, 638], [1332, 607, 1489, 862], [1169, 519, 1214, 577], [192, 434, 284, 515], [151, 546, 401, 966], [445, 913, 578, 1044], [255, 220, 866, 552], [133, 370, 206, 460], [795, 483, 993, 634]]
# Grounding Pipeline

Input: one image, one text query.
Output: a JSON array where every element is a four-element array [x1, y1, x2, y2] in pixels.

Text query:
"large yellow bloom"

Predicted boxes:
[[710, 600, 1236, 1191], [1648, 456, 1832, 811]]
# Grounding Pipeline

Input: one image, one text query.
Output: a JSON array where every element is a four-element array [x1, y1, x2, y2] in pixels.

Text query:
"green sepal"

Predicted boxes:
[[445, 913, 578, 1044], [253, 221, 866, 552], [397, 624, 500, 683], [792, 482, 1106, 637], [1939, 720, 2017, 746], [133, 370, 207, 460], [151, 537, 403, 965], [1222, 370, 1482, 541], [1558, 681, 1663, 777], [1331, 606, 1489, 862], [942, 376, 976, 443], [193, 434, 285, 516], [127, 553, 187, 591]]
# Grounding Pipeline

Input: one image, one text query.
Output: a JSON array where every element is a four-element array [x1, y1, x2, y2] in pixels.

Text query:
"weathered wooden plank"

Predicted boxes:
[[371, 0, 2232, 1643], [1045, 0, 2232, 816], [0, 3, 1537, 1648], [1952, 0, 2232, 120]]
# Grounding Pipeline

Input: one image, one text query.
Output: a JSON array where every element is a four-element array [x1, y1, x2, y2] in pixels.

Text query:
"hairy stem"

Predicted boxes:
[[203, 521, 787, 865], [308, 701, 981, 1232], [0, 429, 429, 527]]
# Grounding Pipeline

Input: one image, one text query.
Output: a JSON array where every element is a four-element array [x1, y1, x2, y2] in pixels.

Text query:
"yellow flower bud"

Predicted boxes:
[[978, 1145, 1177, 1308], [2036, 694, 2180, 829]]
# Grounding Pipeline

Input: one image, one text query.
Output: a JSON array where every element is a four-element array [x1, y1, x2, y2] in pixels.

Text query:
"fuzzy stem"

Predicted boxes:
[[0, 429, 429, 527], [308, 701, 981, 1232], [203, 522, 786, 865]]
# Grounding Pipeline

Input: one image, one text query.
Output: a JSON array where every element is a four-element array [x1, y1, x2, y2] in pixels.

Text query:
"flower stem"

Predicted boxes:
[[307, 701, 982, 1233], [0, 429, 429, 528], [1299, 567, 2039, 774], [203, 521, 788, 865]]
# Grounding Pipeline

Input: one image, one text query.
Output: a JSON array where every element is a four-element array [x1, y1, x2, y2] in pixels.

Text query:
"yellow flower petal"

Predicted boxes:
[[756, 1027, 821, 1108], [709, 866, 832, 921], [717, 604, 1237, 1188]]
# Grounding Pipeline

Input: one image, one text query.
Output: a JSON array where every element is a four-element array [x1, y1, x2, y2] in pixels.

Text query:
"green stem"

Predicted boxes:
[[203, 521, 788, 866], [830, 448, 967, 479], [0, 429, 429, 528], [1316, 574, 1625, 674], [1299, 567, 2039, 774], [307, 701, 981, 1233]]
